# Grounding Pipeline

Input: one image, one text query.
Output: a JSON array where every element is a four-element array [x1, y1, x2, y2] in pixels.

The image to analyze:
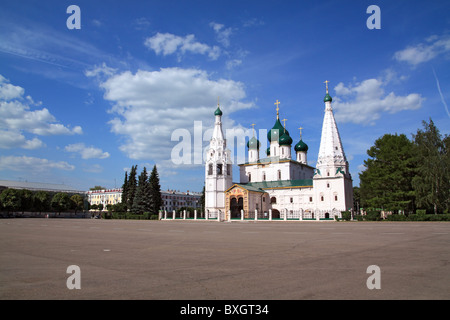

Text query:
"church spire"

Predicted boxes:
[[316, 81, 348, 175], [212, 99, 224, 142], [324, 80, 333, 103]]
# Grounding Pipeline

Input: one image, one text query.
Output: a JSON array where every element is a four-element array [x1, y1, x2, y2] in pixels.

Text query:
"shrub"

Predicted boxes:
[[416, 209, 426, 215], [386, 214, 408, 221], [365, 210, 381, 221], [341, 211, 352, 221]]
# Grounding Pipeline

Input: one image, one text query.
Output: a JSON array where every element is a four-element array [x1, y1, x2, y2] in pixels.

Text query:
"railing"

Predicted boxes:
[[160, 208, 341, 221]]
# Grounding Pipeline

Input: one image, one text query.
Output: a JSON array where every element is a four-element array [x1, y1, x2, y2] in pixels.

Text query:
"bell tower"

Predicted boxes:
[[314, 81, 353, 214], [205, 101, 232, 219]]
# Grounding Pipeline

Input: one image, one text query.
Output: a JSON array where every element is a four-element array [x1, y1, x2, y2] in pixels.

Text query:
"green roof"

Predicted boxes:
[[294, 139, 308, 152], [267, 118, 289, 142], [279, 130, 293, 146], [214, 106, 223, 116], [238, 156, 314, 169], [324, 93, 332, 102], [247, 136, 260, 149], [244, 179, 313, 190], [232, 184, 267, 193]]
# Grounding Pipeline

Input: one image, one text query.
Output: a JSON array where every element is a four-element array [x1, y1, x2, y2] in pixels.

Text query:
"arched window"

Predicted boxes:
[[248, 173, 251, 182], [278, 170, 281, 180], [263, 172, 266, 181], [208, 164, 213, 175], [271, 197, 277, 204]]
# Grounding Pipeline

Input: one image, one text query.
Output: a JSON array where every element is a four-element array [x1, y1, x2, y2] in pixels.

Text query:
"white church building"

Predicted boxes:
[[205, 82, 353, 221]]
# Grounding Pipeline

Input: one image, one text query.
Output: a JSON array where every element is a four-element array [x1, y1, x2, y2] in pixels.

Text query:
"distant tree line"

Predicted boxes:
[[357, 118, 449, 215], [119, 165, 162, 217], [0, 189, 87, 215]]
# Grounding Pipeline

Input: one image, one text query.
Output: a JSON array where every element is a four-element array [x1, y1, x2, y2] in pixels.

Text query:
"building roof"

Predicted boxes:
[[245, 179, 313, 190], [227, 179, 313, 194], [226, 183, 267, 193], [0, 180, 84, 193], [238, 156, 315, 170]]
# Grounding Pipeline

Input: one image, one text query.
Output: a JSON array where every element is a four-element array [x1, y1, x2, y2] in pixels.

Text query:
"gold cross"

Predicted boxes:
[[251, 123, 256, 136], [217, 96, 220, 106], [299, 126, 303, 139], [282, 118, 287, 128], [274, 100, 280, 118], [324, 80, 329, 93]]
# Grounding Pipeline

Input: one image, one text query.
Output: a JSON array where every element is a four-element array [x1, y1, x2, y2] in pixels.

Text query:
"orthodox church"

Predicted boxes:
[[205, 82, 353, 220]]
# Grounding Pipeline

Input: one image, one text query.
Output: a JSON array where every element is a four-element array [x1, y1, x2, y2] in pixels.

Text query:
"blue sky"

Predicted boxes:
[[0, 0, 449, 192]]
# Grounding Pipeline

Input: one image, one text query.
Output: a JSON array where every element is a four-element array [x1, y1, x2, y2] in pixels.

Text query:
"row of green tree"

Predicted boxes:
[[0, 189, 86, 214], [120, 165, 162, 215], [356, 119, 449, 215]]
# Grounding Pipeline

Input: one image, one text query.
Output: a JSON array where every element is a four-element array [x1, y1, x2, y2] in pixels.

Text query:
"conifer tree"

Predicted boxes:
[[132, 167, 149, 214], [127, 165, 138, 211], [149, 165, 162, 216], [121, 171, 128, 211]]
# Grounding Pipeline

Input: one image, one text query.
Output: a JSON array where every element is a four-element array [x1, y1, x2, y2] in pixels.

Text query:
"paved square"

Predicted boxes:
[[0, 219, 449, 300]]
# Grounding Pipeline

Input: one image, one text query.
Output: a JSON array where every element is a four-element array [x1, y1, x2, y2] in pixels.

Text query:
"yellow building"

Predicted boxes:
[[87, 188, 122, 208]]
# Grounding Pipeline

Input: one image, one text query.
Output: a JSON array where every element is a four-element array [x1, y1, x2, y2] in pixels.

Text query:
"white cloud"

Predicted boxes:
[[0, 155, 75, 172], [210, 22, 233, 47], [0, 129, 44, 149], [226, 59, 242, 70], [133, 17, 151, 31], [394, 34, 450, 66], [0, 75, 24, 100], [332, 78, 424, 125], [144, 32, 221, 60], [65, 143, 110, 159], [84, 63, 117, 78], [98, 67, 254, 162], [0, 75, 82, 142]]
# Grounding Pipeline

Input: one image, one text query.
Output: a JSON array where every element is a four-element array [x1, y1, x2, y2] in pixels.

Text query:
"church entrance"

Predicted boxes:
[[230, 197, 244, 218], [272, 209, 280, 219]]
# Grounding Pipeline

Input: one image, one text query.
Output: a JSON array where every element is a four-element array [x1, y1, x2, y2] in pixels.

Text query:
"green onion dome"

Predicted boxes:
[[324, 93, 332, 102], [294, 139, 308, 152], [214, 106, 223, 116], [267, 118, 289, 142], [247, 136, 260, 150], [279, 130, 293, 146]]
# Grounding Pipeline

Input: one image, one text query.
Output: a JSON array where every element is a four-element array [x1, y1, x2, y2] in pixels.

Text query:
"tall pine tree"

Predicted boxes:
[[127, 165, 138, 211], [132, 166, 149, 214], [149, 165, 162, 216], [121, 171, 128, 211]]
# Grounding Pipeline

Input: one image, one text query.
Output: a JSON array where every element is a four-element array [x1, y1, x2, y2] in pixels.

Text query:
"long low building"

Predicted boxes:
[[0, 180, 84, 194], [86, 188, 202, 212]]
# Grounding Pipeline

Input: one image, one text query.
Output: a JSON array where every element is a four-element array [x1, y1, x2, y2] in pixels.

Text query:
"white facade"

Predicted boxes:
[[313, 88, 353, 213], [205, 105, 233, 217], [205, 84, 353, 221], [240, 159, 314, 183], [216, 84, 353, 220]]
